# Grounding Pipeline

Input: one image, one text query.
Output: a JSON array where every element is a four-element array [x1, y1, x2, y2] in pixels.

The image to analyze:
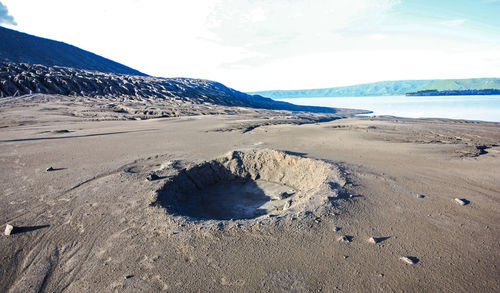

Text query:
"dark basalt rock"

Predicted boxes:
[[0, 62, 337, 114]]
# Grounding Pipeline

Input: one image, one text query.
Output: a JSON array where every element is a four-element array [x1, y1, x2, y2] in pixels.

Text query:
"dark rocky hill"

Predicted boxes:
[[0, 26, 145, 76], [0, 62, 337, 114]]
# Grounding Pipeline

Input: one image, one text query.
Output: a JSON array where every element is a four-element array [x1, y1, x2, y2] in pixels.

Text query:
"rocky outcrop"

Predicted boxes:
[[0, 62, 336, 113]]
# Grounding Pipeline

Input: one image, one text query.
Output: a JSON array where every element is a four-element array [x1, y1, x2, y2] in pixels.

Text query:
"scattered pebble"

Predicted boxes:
[[279, 191, 293, 199], [4, 224, 14, 236], [454, 198, 469, 206], [146, 173, 160, 181], [343, 255, 349, 259], [368, 237, 379, 244], [314, 217, 321, 223], [416, 194, 425, 199], [400, 256, 417, 264], [124, 274, 134, 279], [46, 166, 55, 172], [338, 235, 350, 242], [333, 226, 340, 232]]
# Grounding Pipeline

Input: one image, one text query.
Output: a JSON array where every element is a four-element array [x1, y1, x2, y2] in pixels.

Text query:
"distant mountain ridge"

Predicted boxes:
[[406, 89, 500, 96], [250, 78, 500, 98], [0, 26, 145, 76]]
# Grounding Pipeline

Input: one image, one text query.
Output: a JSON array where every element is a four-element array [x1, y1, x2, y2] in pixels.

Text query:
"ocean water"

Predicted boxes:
[[277, 95, 500, 122]]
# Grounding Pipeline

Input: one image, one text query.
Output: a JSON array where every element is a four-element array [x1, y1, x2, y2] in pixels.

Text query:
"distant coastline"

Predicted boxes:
[[250, 78, 500, 99], [406, 89, 500, 96]]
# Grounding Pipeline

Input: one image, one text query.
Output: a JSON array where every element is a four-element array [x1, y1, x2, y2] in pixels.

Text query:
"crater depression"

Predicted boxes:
[[153, 149, 346, 221]]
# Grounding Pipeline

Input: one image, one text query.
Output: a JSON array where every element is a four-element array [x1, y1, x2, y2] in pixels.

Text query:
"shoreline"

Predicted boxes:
[[275, 95, 500, 123], [355, 113, 500, 124]]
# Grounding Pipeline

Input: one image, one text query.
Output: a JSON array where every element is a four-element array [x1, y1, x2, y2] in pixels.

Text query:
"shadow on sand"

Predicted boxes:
[[0, 129, 158, 143], [11, 225, 50, 235]]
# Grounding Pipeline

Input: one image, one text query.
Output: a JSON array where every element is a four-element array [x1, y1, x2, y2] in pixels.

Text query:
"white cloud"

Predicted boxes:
[[441, 19, 466, 27], [206, 0, 400, 52], [368, 33, 388, 40], [0, 1, 16, 25]]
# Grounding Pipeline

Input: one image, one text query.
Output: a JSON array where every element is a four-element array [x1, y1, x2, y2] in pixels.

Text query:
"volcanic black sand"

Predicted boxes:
[[1, 93, 499, 292]]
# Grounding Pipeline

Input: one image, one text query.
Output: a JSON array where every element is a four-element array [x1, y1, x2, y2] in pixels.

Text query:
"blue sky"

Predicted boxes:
[[1, 0, 499, 91], [384, 0, 499, 40]]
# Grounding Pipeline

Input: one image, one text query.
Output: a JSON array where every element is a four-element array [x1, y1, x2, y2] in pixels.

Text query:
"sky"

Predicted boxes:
[[1, 0, 500, 91]]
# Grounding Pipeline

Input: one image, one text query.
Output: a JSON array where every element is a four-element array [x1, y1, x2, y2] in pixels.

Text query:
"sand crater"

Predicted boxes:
[[154, 149, 345, 221]]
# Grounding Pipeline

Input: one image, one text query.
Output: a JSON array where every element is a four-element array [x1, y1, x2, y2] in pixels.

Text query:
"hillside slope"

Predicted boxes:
[[0, 62, 339, 114], [413, 78, 500, 92], [251, 78, 500, 98], [0, 26, 145, 76]]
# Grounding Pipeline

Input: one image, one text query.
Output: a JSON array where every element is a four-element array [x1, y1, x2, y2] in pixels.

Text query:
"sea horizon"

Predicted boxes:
[[277, 95, 500, 123]]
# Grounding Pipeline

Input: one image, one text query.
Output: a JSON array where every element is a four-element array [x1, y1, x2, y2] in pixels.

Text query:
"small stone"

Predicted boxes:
[[279, 191, 293, 199], [338, 235, 350, 242], [46, 166, 54, 172], [343, 255, 349, 259], [125, 274, 134, 279], [400, 256, 416, 264], [333, 226, 340, 231], [416, 194, 425, 199], [314, 217, 321, 223], [146, 173, 160, 181], [454, 198, 469, 206], [283, 200, 292, 210], [368, 237, 379, 244], [4, 224, 14, 236]]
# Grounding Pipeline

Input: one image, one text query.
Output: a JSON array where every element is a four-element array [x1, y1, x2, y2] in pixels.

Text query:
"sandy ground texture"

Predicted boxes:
[[1, 98, 499, 292]]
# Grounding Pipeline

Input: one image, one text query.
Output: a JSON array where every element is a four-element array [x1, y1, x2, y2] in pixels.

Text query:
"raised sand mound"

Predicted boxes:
[[154, 150, 346, 221]]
